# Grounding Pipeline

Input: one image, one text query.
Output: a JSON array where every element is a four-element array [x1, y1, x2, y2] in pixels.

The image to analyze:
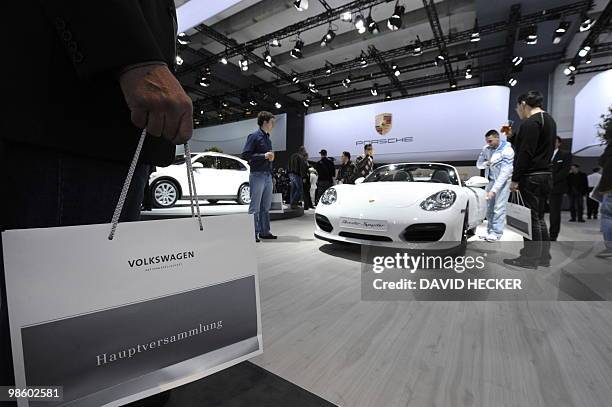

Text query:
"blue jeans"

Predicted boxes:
[[486, 181, 511, 238], [1, 140, 148, 393], [289, 173, 303, 205], [601, 192, 612, 250], [249, 172, 273, 236]]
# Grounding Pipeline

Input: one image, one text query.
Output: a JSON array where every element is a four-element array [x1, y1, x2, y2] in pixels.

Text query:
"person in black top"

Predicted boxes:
[[549, 136, 572, 240], [352, 144, 375, 182], [288, 146, 309, 208], [315, 149, 336, 204], [504, 91, 556, 269], [337, 151, 356, 184], [567, 164, 589, 222]]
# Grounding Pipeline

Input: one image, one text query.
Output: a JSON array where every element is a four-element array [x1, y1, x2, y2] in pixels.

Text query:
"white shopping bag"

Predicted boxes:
[[1, 132, 262, 407], [506, 191, 532, 240], [270, 192, 284, 213]]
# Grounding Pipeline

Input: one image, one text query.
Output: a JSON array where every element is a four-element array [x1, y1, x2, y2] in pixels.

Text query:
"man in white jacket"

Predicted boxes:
[[477, 130, 515, 241]]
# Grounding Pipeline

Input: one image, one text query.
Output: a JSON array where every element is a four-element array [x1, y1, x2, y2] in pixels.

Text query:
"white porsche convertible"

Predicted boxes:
[[314, 163, 489, 250]]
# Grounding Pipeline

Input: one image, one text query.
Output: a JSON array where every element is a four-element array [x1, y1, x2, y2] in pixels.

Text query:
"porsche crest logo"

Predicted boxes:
[[369, 199, 375, 203], [375, 113, 392, 135]]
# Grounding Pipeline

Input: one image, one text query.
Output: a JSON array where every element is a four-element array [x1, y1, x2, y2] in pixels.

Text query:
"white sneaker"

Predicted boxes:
[[484, 234, 500, 242], [596, 249, 612, 259]]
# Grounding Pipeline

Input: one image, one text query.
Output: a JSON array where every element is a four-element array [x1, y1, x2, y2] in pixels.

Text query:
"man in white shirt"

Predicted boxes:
[[587, 167, 602, 219]]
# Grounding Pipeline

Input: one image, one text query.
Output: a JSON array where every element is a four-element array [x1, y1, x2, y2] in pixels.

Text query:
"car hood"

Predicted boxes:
[[335, 182, 459, 208]]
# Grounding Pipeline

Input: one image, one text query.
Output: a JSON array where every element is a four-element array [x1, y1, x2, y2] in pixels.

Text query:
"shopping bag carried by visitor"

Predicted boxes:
[[1, 130, 262, 407], [506, 191, 532, 239], [270, 193, 284, 213]]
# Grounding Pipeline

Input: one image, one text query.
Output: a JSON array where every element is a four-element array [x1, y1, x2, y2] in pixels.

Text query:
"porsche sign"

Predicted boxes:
[[375, 113, 392, 135]]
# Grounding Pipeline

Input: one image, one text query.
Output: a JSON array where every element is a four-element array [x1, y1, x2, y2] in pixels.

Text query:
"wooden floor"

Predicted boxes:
[[250, 212, 612, 407]]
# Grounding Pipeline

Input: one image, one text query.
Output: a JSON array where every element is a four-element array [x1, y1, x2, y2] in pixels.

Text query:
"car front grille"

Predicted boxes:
[[338, 232, 393, 242], [401, 223, 446, 242]]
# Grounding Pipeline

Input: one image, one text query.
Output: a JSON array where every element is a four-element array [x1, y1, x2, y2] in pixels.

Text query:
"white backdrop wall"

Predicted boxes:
[[304, 86, 510, 163], [570, 69, 612, 157], [177, 113, 287, 155]]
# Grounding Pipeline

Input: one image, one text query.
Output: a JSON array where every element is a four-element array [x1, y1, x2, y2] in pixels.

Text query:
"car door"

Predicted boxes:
[[216, 156, 248, 196], [191, 155, 217, 197]]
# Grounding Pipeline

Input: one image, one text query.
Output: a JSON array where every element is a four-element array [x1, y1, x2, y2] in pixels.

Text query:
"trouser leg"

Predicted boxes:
[[549, 193, 563, 240]]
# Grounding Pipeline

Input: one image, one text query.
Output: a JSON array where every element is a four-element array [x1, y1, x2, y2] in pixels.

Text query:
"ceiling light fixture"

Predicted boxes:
[[470, 19, 480, 42], [354, 14, 366, 32], [238, 57, 249, 71], [290, 38, 304, 59], [341, 12, 352, 22], [508, 77, 518, 87], [578, 45, 591, 58], [274, 102, 282, 109], [263, 49, 274, 67], [392, 63, 400, 77], [512, 56, 523, 66], [579, 14, 594, 32], [321, 25, 336, 47], [385, 92, 392, 100], [175, 55, 184, 66], [366, 8, 379, 34], [324, 61, 333, 76], [342, 75, 352, 88], [465, 65, 473, 79], [412, 36, 422, 56], [270, 38, 281, 47], [585, 54, 592, 64], [303, 98, 311, 108], [177, 32, 190, 45], [567, 74, 575, 85], [293, 0, 309, 11], [370, 83, 378, 96], [387, 2, 405, 31]]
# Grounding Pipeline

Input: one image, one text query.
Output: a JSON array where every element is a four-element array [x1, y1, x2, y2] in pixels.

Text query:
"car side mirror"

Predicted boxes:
[[354, 177, 365, 184], [465, 176, 488, 188], [192, 162, 204, 169]]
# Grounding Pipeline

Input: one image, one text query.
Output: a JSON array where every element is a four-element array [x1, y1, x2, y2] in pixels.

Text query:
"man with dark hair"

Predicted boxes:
[[315, 149, 336, 204], [549, 135, 572, 240], [476, 129, 514, 241], [587, 167, 602, 219], [288, 146, 308, 209], [243, 111, 277, 241], [567, 164, 589, 222], [1, 0, 192, 397], [337, 151, 356, 184], [504, 91, 556, 269], [352, 144, 375, 182]]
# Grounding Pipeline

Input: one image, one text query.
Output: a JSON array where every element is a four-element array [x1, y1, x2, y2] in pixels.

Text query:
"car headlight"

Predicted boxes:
[[320, 188, 337, 205], [420, 190, 456, 211]]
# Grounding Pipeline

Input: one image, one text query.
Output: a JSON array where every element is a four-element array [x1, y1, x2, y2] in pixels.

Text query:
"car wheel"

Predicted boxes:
[[152, 180, 179, 208], [207, 199, 219, 204], [454, 205, 470, 256], [237, 184, 251, 205]]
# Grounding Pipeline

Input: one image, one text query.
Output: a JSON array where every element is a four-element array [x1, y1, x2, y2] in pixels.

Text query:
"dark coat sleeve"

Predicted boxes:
[[39, 0, 169, 78]]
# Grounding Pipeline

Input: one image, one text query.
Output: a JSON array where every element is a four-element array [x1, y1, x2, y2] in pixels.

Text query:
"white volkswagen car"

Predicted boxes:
[[314, 163, 489, 250], [149, 152, 251, 208]]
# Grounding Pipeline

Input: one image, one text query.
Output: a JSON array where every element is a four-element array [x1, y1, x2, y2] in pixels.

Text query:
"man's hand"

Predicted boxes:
[[486, 191, 496, 200], [119, 64, 193, 145], [510, 181, 519, 192], [265, 151, 275, 161]]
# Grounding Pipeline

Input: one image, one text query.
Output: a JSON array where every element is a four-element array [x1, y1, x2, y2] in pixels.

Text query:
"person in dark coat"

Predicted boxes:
[[567, 164, 589, 222], [288, 146, 308, 208], [336, 151, 356, 184], [315, 149, 336, 204], [549, 136, 572, 240]]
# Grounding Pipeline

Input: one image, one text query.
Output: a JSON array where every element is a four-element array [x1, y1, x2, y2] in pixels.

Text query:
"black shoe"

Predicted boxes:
[[587, 216, 592, 220], [594, 216, 598, 220], [259, 234, 277, 240], [569, 219, 576, 222], [539, 259, 551, 267], [503, 257, 538, 269], [578, 219, 585, 223], [255, 235, 260, 242]]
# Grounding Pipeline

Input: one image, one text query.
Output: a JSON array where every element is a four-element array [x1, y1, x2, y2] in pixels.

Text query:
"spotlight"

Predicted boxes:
[[569, 64, 576, 72], [387, 4, 405, 31], [270, 38, 281, 47], [263, 50, 274, 67], [320, 28, 336, 47], [366, 9, 379, 35], [585, 54, 592, 64], [512, 56, 523, 66], [567, 75, 575, 85], [522, 25, 538, 45], [354, 14, 365, 31], [359, 52, 368, 67], [220, 56, 228, 65], [413, 36, 422, 56], [392, 63, 400, 77], [198, 76, 211, 87], [177, 32, 190, 45], [238, 58, 249, 71], [245, 109, 252, 115], [465, 65, 473, 79], [249, 100, 258, 106], [342, 75, 352, 88], [324, 61, 333, 76], [556, 21, 570, 34], [385, 92, 392, 100], [508, 77, 518, 87], [578, 45, 591, 58], [563, 67, 572, 76], [293, 0, 308, 11], [308, 81, 318, 93], [291, 73, 300, 84], [176, 55, 184, 66], [333, 102, 340, 109], [370, 83, 378, 96], [470, 19, 480, 42], [580, 14, 594, 32], [221, 101, 228, 108], [303, 98, 311, 108], [326, 90, 331, 100], [199, 109, 205, 115], [437, 54, 445, 61], [341, 12, 352, 22], [274, 102, 282, 109], [290, 39, 304, 59], [450, 80, 457, 89]]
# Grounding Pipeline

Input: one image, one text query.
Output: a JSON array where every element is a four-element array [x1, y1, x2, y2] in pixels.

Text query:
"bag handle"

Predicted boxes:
[[511, 190, 526, 206], [108, 129, 203, 240]]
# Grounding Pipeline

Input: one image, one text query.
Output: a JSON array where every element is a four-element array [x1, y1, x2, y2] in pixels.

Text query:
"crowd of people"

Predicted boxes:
[[475, 90, 612, 263]]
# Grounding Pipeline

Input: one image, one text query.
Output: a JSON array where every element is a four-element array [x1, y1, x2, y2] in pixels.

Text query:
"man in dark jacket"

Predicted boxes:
[[504, 91, 555, 269], [567, 164, 589, 222], [1, 0, 192, 394], [315, 149, 336, 204], [352, 144, 375, 182], [337, 151, 356, 184], [243, 112, 277, 241], [549, 136, 572, 240], [288, 146, 308, 208]]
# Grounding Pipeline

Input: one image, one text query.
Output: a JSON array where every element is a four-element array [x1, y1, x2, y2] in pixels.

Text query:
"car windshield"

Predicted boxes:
[[363, 164, 459, 185], [172, 153, 197, 165]]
